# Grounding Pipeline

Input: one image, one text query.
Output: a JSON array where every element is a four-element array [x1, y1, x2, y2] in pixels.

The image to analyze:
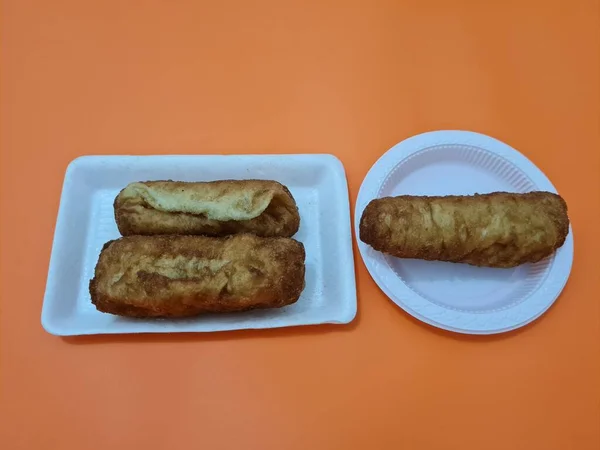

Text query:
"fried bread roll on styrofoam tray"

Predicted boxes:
[[90, 234, 305, 317], [114, 180, 300, 237], [359, 191, 569, 268]]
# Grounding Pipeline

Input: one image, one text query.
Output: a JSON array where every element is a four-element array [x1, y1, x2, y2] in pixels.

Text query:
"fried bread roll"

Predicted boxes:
[[359, 191, 569, 268], [114, 180, 300, 237], [89, 234, 305, 317]]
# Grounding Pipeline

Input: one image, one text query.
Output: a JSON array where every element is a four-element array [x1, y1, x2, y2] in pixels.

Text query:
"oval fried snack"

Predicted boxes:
[[359, 191, 569, 268], [89, 234, 306, 317], [114, 180, 300, 237]]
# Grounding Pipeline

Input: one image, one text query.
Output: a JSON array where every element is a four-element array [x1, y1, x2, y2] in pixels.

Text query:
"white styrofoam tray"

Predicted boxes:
[[356, 130, 574, 335], [42, 154, 356, 335]]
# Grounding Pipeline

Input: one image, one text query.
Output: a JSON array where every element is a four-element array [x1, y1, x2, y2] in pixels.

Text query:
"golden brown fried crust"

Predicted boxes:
[[359, 191, 569, 268], [89, 234, 306, 317], [114, 180, 300, 238]]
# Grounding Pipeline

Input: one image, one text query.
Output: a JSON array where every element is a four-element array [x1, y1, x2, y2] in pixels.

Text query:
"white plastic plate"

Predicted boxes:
[[42, 155, 356, 335], [356, 131, 574, 334]]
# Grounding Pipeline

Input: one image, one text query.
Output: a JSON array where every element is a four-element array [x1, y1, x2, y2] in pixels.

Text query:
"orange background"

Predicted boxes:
[[1, 1, 599, 449]]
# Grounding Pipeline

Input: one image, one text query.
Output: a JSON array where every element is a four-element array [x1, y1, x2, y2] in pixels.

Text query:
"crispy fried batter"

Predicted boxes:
[[114, 180, 300, 238], [359, 191, 569, 268], [89, 234, 306, 317]]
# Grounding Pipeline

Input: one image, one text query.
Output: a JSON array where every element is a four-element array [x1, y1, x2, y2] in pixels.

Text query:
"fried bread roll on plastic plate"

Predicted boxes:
[[114, 180, 300, 237], [360, 191, 569, 268], [89, 234, 305, 317], [354, 130, 574, 334]]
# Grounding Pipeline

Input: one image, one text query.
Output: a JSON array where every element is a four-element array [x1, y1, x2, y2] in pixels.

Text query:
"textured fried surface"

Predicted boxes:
[[89, 234, 306, 317], [359, 191, 569, 268], [114, 180, 300, 237]]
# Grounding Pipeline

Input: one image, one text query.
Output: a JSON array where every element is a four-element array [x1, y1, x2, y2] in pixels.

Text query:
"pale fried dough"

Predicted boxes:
[[359, 191, 569, 268], [89, 234, 305, 317], [114, 180, 300, 237]]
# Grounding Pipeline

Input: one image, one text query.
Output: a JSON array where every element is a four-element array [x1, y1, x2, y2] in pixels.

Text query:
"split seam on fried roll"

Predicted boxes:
[[114, 180, 300, 238]]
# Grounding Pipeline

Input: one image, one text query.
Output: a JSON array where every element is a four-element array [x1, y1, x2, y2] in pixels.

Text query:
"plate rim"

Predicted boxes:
[[355, 130, 574, 335]]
